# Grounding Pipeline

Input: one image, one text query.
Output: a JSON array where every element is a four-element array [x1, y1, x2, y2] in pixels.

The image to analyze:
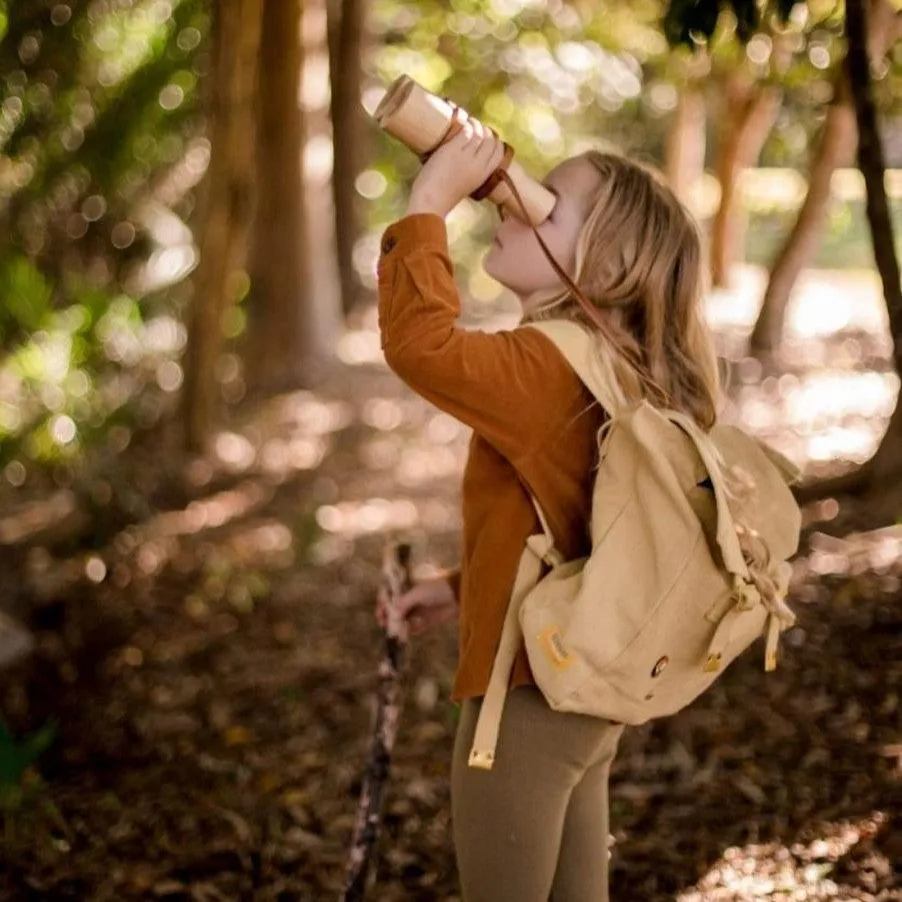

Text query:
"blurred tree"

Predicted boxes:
[[181, 0, 262, 451], [0, 0, 209, 463], [244, 0, 310, 394], [298, 0, 342, 371], [797, 0, 902, 508], [664, 79, 706, 205], [750, 0, 902, 354], [709, 57, 784, 287], [666, 0, 902, 511], [328, 0, 372, 318]]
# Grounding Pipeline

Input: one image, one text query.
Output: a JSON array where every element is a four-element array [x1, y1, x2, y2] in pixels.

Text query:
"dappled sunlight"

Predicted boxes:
[[0, 489, 80, 545], [798, 524, 902, 581], [343, 258, 899, 479], [3, 1, 902, 897], [731, 368, 899, 467], [315, 497, 419, 538], [336, 327, 386, 366], [151, 481, 269, 538], [256, 390, 354, 435], [707, 264, 890, 342], [680, 813, 890, 901], [0, 370, 470, 650]]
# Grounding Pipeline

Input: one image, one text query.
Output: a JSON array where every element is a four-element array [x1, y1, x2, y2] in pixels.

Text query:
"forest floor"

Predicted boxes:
[[1, 286, 901, 901]]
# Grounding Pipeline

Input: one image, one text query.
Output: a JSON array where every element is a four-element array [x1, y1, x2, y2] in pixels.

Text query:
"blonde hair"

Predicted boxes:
[[522, 152, 791, 621], [522, 150, 721, 430]]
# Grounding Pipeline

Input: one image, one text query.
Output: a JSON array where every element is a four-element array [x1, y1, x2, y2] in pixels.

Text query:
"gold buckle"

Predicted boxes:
[[704, 653, 723, 673]]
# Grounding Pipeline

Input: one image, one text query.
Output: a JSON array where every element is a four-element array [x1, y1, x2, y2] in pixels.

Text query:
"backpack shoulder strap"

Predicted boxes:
[[524, 319, 751, 577], [661, 410, 749, 580], [521, 320, 619, 414]]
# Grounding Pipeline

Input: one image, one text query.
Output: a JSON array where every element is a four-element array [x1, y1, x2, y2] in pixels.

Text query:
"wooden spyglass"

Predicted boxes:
[[372, 75, 556, 227]]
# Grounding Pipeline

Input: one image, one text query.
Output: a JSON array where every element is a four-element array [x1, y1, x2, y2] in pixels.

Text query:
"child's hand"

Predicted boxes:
[[407, 117, 506, 218], [375, 576, 458, 637]]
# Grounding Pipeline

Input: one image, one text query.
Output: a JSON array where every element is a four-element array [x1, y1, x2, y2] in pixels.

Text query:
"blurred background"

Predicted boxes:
[[0, 0, 900, 899]]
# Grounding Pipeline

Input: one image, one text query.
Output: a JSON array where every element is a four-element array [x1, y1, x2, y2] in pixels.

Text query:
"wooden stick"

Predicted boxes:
[[342, 541, 413, 901]]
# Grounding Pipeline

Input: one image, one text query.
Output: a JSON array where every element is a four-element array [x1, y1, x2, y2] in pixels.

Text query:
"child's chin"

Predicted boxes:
[[483, 263, 507, 289]]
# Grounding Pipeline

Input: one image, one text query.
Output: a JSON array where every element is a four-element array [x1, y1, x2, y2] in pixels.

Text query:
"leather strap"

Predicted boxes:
[[470, 138, 515, 200], [420, 100, 659, 403], [493, 168, 655, 394], [420, 100, 635, 372], [419, 103, 469, 164], [422, 102, 517, 203]]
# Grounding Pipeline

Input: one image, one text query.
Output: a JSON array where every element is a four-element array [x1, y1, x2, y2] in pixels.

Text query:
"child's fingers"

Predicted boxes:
[[485, 137, 504, 167]]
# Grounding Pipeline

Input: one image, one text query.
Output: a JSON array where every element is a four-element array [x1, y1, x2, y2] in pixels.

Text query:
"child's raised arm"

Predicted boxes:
[[377, 213, 585, 466]]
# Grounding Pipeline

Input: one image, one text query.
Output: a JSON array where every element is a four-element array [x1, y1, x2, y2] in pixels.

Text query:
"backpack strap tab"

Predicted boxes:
[[661, 410, 750, 581], [468, 524, 551, 769], [527, 494, 564, 567]]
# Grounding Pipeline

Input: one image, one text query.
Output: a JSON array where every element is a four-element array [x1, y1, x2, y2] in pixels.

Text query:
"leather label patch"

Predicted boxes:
[[539, 626, 574, 671]]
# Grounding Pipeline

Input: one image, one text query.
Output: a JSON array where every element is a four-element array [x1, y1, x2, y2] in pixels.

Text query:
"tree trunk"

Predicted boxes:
[[798, 0, 902, 510], [181, 0, 263, 452], [847, 0, 902, 488], [749, 82, 856, 355], [709, 74, 781, 288], [664, 85, 706, 208], [750, 0, 901, 356], [328, 0, 371, 319], [244, 0, 311, 394], [301, 0, 343, 361]]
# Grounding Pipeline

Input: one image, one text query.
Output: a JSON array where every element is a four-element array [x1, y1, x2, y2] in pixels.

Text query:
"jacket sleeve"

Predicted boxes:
[[441, 566, 462, 604], [377, 213, 582, 463]]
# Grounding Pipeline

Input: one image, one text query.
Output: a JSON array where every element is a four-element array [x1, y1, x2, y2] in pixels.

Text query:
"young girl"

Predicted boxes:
[[375, 118, 720, 901]]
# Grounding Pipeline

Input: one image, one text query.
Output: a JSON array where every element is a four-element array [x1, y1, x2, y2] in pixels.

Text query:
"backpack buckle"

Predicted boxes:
[[731, 578, 760, 611], [704, 653, 723, 672]]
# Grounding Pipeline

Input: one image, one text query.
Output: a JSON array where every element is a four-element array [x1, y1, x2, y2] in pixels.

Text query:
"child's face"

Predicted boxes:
[[483, 157, 600, 311]]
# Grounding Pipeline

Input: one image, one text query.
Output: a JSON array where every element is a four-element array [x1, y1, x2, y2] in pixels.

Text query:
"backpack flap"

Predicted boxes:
[[665, 411, 800, 672], [710, 424, 802, 562]]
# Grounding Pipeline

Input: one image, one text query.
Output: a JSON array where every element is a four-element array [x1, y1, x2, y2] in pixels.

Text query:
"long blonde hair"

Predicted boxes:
[[521, 153, 795, 620], [522, 150, 721, 430]]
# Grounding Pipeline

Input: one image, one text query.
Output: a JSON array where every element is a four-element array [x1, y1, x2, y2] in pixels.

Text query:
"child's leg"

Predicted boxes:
[[451, 686, 624, 902], [549, 726, 622, 902]]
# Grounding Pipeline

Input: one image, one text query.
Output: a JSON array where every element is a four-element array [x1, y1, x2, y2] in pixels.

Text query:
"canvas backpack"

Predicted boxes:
[[468, 319, 803, 770]]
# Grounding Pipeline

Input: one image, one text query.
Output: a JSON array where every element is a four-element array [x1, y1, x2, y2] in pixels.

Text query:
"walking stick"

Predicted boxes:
[[342, 540, 413, 901]]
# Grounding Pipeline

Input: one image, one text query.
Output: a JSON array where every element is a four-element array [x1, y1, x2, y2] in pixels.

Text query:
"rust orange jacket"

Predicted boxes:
[[377, 213, 606, 701]]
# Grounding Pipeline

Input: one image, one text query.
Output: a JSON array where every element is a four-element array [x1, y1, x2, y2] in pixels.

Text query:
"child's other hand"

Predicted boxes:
[[407, 117, 505, 218], [375, 576, 458, 637]]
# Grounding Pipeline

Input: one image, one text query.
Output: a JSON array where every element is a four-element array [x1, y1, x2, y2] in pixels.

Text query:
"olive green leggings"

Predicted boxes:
[[451, 686, 625, 902]]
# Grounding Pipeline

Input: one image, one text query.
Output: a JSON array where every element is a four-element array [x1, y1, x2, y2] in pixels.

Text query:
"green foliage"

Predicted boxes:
[[0, 719, 56, 816], [664, 0, 802, 47], [746, 196, 902, 269], [0, 0, 900, 472], [0, 0, 207, 466], [366, 0, 678, 299], [0, 256, 53, 337]]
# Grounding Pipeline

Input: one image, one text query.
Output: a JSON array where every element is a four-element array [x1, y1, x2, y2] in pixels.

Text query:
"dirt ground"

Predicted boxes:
[[1, 344, 900, 901]]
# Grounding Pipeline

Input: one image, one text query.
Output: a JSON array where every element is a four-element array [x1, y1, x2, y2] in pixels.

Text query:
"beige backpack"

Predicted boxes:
[[468, 320, 802, 770]]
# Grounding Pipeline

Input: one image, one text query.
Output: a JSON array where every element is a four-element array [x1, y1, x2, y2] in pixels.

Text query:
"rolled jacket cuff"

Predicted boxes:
[[378, 214, 449, 273]]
